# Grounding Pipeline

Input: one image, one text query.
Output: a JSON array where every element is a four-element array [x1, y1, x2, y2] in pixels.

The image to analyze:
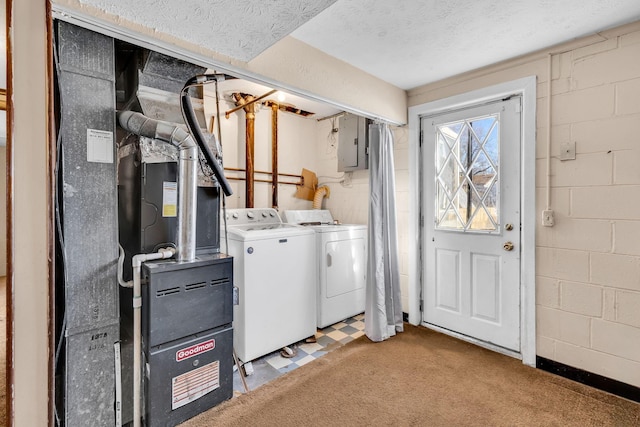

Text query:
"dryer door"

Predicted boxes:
[[325, 237, 366, 298]]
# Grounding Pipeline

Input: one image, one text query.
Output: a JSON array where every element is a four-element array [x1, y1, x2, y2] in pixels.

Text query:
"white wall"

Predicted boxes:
[[204, 92, 323, 210], [0, 146, 6, 276], [10, 0, 52, 425], [313, 118, 369, 224], [408, 20, 640, 388]]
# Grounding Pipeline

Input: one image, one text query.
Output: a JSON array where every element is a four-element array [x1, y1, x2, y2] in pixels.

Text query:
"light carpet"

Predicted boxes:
[[181, 323, 639, 426]]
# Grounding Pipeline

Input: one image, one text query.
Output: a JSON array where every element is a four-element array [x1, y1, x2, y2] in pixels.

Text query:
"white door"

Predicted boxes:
[[422, 97, 521, 352]]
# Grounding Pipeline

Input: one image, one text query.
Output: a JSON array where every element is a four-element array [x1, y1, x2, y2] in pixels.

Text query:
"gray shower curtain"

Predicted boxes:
[[364, 123, 404, 342]]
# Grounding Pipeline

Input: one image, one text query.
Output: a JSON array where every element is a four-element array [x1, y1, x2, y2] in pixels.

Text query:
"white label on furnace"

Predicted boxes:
[[86, 129, 114, 163], [171, 360, 220, 410], [163, 181, 178, 217]]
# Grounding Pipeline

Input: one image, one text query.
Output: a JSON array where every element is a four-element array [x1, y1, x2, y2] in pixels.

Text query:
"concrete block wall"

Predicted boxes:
[[535, 26, 640, 387], [314, 118, 369, 224], [408, 21, 640, 388]]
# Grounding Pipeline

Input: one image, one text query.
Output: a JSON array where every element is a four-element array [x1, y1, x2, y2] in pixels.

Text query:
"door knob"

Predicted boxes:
[[503, 241, 514, 251]]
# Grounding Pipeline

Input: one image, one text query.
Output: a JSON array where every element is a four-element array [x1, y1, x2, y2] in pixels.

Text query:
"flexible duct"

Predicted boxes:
[[312, 185, 331, 209], [181, 90, 233, 197], [118, 111, 198, 262]]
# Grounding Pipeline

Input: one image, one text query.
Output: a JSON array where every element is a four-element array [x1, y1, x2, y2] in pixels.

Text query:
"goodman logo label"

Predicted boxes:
[[176, 339, 215, 362]]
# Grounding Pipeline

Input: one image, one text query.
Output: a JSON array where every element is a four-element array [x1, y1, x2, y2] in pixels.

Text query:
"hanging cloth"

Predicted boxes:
[[364, 123, 404, 342]]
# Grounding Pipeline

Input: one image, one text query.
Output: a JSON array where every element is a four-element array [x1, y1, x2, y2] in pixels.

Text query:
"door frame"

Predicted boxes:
[[407, 76, 537, 366]]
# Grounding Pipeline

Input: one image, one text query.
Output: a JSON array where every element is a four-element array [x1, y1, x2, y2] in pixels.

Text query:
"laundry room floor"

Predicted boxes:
[[232, 313, 365, 394]]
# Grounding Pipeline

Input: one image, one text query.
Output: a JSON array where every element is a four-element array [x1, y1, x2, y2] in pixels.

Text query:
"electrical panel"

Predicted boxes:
[[338, 113, 370, 172]]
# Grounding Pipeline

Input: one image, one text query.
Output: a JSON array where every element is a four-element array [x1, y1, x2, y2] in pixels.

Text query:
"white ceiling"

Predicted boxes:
[[77, 0, 640, 91], [291, 0, 640, 90], [78, 0, 337, 61]]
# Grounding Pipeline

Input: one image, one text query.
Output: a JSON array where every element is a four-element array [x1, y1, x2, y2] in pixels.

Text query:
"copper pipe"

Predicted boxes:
[[245, 106, 255, 208], [225, 89, 277, 119], [271, 103, 278, 209], [226, 176, 301, 186], [229, 92, 258, 208], [0, 88, 7, 111], [224, 167, 300, 179]]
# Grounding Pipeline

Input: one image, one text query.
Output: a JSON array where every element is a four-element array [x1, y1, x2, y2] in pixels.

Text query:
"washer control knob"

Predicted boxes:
[[247, 212, 255, 219], [262, 212, 268, 218], [232, 213, 239, 219], [270, 212, 275, 217]]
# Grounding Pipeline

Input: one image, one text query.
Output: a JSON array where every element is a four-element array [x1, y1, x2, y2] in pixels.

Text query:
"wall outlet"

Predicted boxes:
[[542, 209, 555, 227]]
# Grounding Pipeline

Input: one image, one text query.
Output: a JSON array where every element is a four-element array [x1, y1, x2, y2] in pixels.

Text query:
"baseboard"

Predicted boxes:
[[536, 356, 640, 403]]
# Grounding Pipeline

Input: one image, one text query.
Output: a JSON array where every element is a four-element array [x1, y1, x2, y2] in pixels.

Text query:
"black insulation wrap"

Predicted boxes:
[[180, 92, 233, 196]]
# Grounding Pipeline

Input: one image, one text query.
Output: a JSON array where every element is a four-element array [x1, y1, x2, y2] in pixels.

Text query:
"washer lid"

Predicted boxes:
[[224, 223, 314, 240], [283, 209, 334, 224], [310, 224, 368, 233]]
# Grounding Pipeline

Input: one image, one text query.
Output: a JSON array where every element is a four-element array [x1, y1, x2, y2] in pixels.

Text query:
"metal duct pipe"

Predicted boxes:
[[118, 111, 198, 262]]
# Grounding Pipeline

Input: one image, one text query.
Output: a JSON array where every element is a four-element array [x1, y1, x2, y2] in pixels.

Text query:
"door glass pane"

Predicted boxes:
[[434, 114, 499, 232]]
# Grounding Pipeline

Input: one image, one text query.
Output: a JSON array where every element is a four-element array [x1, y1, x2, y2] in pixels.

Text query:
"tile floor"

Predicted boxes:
[[232, 313, 365, 394]]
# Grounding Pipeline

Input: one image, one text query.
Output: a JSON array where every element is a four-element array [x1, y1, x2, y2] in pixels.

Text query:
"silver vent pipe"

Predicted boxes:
[[118, 111, 198, 262]]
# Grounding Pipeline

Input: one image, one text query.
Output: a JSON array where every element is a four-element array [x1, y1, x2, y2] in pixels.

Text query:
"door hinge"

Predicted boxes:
[[419, 129, 423, 146], [419, 299, 423, 312]]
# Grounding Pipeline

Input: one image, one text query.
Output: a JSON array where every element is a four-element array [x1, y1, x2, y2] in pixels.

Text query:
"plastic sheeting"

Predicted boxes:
[[364, 123, 403, 342]]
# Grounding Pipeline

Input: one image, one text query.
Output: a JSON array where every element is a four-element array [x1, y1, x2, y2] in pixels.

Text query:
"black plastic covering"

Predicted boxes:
[[181, 91, 233, 196]]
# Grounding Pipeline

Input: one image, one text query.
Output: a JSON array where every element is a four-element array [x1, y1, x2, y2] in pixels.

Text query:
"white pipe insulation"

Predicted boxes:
[[131, 248, 175, 427]]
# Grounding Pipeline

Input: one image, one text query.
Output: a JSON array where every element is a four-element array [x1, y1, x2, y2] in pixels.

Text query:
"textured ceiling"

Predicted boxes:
[[79, 0, 337, 61], [291, 0, 640, 89], [74, 0, 640, 97]]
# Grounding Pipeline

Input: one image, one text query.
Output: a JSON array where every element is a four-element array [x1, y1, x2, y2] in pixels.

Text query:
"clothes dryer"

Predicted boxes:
[[283, 210, 367, 328]]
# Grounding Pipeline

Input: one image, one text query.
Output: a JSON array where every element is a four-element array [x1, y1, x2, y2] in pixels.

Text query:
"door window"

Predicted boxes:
[[435, 115, 499, 232]]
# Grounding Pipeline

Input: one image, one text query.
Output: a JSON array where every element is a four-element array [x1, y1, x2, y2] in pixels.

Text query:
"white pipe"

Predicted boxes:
[[546, 53, 552, 210], [117, 244, 133, 288], [131, 248, 175, 427]]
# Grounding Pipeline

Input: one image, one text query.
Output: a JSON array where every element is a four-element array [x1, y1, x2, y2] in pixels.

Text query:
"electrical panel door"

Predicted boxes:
[[338, 113, 370, 172]]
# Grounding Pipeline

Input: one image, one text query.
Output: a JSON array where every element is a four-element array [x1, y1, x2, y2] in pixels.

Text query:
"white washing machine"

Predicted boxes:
[[283, 210, 367, 328], [221, 208, 316, 362]]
